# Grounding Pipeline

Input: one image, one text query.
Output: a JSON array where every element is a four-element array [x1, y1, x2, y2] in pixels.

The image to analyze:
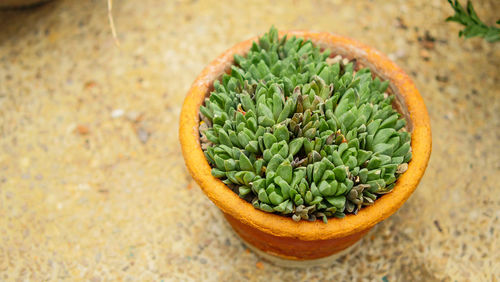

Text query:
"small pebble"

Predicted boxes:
[[419, 49, 430, 60], [77, 183, 91, 190], [111, 109, 125, 118], [76, 125, 90, 135], [127, 111, 144, 123], [83, 81, 97, 89], [394, 17, 408, 29], [388, 49, 406, 61], [137, 128, 150, 143]]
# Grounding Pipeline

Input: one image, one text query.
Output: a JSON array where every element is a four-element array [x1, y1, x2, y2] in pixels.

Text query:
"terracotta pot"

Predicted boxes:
[[179, 31, 431, 261]]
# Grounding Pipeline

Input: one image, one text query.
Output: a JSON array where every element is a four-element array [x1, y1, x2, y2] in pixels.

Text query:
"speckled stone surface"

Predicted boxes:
[[0, 0, 498, 280]]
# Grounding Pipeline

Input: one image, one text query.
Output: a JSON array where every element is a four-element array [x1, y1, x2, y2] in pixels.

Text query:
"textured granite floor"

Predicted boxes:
[[0, 0, 499, 281]]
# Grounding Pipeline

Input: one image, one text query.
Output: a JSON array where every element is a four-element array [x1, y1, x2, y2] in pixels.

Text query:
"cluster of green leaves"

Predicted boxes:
[[199, 27, 411, 223], [446, 0, 500, 43]]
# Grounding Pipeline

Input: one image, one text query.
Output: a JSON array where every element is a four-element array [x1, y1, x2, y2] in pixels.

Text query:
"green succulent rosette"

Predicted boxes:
[[199, 27, 411, 223]]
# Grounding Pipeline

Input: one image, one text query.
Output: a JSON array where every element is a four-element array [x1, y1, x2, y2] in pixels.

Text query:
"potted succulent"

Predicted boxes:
[[179, 27, 431, 264]]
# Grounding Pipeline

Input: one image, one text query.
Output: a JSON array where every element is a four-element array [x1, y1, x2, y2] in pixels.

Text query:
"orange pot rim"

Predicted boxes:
[[179, 31, 432, 241]]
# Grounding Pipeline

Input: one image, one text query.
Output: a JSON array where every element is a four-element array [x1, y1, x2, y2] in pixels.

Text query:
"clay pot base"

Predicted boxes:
[[241, 239, 362, 268], [221, 213, 374, 268]]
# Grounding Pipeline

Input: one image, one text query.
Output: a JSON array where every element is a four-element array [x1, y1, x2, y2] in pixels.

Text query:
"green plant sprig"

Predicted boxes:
[[199, 27, 411, 223], [446, 0, 500, 42]]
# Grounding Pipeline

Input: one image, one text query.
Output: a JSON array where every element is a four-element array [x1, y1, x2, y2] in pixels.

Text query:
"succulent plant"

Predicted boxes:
[[199, 27, 411, 223]]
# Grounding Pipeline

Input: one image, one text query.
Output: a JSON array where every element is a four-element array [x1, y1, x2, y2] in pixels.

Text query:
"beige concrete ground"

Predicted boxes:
[[0, 0, 499, 280]]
